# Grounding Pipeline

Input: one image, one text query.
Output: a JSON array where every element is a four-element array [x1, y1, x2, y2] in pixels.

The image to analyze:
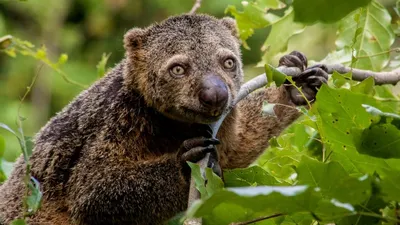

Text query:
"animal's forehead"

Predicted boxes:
[[144, 15, 238, 52], [145, 28, 238, 58]]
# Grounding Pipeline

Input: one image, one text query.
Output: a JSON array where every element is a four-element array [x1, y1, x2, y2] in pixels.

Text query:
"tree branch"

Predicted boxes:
[[327, 64, 400, 85], [184, 63, 400, 225], [189, 0, 202, 15]]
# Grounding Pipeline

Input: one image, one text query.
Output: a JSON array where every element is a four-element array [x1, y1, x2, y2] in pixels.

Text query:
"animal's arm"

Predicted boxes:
[[218, 51, 327, 169], [218, 86, 300, 169]]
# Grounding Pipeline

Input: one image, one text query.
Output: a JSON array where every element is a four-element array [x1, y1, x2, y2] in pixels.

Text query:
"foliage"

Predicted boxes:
[[183, 0, 400, 225], [1, 0, 400, 224]]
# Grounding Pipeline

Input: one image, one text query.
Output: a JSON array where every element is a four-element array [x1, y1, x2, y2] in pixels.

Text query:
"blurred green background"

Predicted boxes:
[[0, 0, 397, 164]]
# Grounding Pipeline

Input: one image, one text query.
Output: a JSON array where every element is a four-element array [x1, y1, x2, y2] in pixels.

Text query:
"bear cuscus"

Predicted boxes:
[[0, 14, 327, 225]]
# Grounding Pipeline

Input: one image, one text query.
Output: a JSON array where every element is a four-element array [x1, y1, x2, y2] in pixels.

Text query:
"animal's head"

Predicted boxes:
[[123, 14, 243, 124]]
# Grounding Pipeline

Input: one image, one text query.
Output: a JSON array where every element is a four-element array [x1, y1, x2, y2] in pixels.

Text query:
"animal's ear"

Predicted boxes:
[[220, 17, 239, 39], [124, 28, 147, 52]]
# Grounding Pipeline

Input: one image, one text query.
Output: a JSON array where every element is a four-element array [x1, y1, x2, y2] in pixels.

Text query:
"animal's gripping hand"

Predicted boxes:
[[279, 51, 328, 105], [177, 137, 222, 177]]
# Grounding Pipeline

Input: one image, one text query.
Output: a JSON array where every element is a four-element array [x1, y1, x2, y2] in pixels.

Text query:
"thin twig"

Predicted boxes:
[[229, 213, 284, 225], [189, 0, 202, 14], [18, 64, 43, 218]]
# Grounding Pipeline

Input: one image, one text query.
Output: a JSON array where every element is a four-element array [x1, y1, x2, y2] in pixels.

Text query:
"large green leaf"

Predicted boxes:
[[187, 162, 224, 199], [292, 0, 371, 24], [355, 105, 400, 159], [335, 0, 395, 71], [358, 123, 400, 159], [296, 157, 371, 205], [313, 85, 400, 176], [186, 185, 354, 225], [225, 0, 285, 48], [259, 8, 305, 63], [313, 85, 375, 153]]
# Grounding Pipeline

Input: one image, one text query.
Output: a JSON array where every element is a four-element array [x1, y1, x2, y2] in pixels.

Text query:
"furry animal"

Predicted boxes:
[[0, 14, 327, 225]]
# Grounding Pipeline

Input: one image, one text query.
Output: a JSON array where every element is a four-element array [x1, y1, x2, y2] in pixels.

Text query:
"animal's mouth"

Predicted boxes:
[[162, 106, 225, 124], [183, 107, 223, 123]]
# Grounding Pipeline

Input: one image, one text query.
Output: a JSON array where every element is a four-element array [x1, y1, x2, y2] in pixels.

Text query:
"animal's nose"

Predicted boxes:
[[199, 75, 229, 110]]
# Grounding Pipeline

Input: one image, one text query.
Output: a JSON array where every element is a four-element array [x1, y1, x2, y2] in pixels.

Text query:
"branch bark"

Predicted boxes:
[[327, 64, 400, 85], [189, 0, 202, 15], [184, 63, 400, 225]]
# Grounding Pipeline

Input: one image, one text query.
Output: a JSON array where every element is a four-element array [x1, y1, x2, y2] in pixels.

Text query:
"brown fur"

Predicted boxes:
[[0, 14, 301, 225]]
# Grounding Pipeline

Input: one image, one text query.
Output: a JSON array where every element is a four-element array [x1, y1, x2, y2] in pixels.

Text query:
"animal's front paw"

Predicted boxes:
[[279, 51, 328, 105], [178, 137, 222, 177]]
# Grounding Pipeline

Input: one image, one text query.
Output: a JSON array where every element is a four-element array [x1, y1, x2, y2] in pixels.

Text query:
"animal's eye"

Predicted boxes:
[[170, 65, 185, 76], [223, 58, 235, 70]]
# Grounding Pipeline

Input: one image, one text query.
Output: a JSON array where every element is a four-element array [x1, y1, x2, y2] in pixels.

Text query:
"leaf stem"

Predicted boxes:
[[229, 213, 285, 225], [18, 64, 42, 218], [355, 48, 400, 59]]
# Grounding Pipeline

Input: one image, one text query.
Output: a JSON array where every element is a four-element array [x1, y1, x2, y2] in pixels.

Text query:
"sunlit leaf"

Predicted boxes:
[[97, 53, 111, 78], [264, 64, 286, 87], [0, 35, 13, 49], [259, 8, 305, 64], [225, 1, 273, 48], [336, 0, 395, 71]]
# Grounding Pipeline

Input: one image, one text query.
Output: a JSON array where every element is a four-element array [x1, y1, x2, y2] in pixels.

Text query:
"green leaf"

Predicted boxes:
[[96, 53, 111, 78], [186, 185, 354, 225], [380, 171, 400, 202], [10, 219, 27, 225], [259, 8, 305, 63], [296, 156, 371, 205], [293, 0, 371, 23], [351, 76, 375, 95], [0, 122, 18, 137], [313, 85, 400, 154], [57, 53, 68, 65], [354, 105, 400, 159], [358, 123, 400, 159], [264, 64, 286, 87], [313, 85, 400, 176], [1, 159, 13, 179], [224, 166, 281, 187], [35, 47, 47, 60], [362, 104, 400, 122], [257, 0, 285, 9], [225, 1, 273, 48], [321, 47, 353, 65], [187, 162, 207, 198], [336, 0, 395, 71], [25, 177, 43, 215], [313, 85, 373, 153], [0, 35, 13, 49], [205, 167, 224, 196], [187, 162, 224, 199], [0, 135, 5, 183]]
